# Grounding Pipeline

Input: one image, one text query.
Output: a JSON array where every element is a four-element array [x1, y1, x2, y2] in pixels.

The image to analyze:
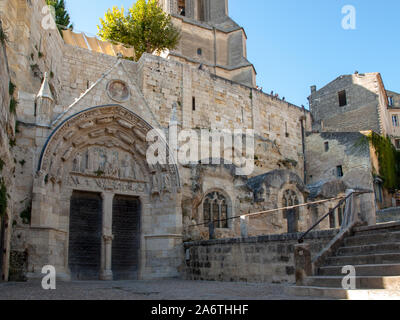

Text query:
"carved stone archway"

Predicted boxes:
[[29, 105, 181, 280]]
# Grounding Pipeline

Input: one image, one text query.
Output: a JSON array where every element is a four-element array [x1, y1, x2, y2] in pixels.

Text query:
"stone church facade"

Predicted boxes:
[[0, 0, 379, 282]]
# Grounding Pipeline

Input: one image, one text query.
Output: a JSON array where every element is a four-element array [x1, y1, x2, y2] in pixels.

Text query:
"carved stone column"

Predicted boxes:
[[100, 192, 114, 281]]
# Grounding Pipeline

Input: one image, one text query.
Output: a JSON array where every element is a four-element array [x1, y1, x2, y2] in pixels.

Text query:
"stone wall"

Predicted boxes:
[[0, 20, 17, 281], [377, 207, 400, 223], [184, 229, 338, 283], [305, 132, 373, 188], [305, 132, 377, 224]]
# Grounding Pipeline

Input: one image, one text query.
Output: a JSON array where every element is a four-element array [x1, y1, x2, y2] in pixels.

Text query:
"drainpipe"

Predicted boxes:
[[300, 114, 307, 184], [213, 27, 217, 75]]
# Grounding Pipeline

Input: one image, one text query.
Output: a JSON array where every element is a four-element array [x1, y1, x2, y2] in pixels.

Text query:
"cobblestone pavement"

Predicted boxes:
[[0, 279, 331, 300]]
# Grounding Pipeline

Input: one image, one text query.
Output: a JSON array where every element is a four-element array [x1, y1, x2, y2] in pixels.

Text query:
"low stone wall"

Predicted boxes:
[[377, 207, 400, 223], [183, 229, 339, 284]]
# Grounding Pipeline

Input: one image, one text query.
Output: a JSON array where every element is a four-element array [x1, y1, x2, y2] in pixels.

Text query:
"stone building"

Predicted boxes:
[[0, 0, 378, 283], [307, 73, 400, 209], [387, 90, 400, 150]]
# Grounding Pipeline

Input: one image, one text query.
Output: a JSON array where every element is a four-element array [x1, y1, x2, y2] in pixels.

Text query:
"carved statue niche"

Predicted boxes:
[[162, 172, 173, 193], [151, 171, 162, 195], [131, 159, 144, 181], [120, 154, 132, 179], [72, 153, 82, 172]]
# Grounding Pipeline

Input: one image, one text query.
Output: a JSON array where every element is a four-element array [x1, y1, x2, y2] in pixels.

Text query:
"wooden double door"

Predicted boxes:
[[68, 192, 140, 280]]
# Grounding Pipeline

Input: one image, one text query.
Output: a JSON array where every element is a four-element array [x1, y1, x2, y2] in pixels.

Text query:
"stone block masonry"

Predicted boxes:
[[184, 229, 338, 283]]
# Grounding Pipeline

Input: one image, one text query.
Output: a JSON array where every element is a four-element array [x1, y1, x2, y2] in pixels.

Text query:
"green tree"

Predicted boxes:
[[46, 0, 73, 32], [97, 0, 181, 61]]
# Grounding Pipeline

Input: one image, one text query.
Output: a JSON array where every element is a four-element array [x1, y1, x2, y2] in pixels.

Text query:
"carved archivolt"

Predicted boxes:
[[38, 105, 179, 195]]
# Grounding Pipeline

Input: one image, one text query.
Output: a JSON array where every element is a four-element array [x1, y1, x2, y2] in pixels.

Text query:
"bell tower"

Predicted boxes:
[[159, 0, 256, 88], [159, 0, 228, 22]]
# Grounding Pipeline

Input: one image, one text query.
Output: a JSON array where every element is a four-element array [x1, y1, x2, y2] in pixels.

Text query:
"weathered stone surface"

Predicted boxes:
[[184, 230, 338, 283]]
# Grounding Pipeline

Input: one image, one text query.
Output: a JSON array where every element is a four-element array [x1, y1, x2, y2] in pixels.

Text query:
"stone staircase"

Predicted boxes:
[[287, 221, 400, 300]]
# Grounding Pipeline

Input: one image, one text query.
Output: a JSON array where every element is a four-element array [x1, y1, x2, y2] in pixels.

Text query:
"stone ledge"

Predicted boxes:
[[184, 229, 339, 248]]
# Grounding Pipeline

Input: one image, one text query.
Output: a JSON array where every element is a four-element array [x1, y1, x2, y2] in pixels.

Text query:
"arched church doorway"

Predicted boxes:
[[68, 191, 103, 280], [282, 189, 300, 234], [112, 195, 141, 280]]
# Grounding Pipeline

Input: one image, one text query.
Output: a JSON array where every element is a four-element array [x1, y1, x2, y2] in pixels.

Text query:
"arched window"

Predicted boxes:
[[282, 189, 300, 233], [203, 192, 229, 229]]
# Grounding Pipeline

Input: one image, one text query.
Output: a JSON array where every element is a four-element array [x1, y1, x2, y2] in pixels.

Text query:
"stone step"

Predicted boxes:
[[337, 243, 400, 256], [303, 276, 400, 290], [286, 286, 400, 300], [318, 264, 400, 277], [344, 231, 400, 247], [326, 253, 400, 266], [353, 221, 400, 235]]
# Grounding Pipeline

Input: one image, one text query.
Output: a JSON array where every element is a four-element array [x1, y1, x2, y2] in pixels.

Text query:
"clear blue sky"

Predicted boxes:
[[65, 0, 400, 108]]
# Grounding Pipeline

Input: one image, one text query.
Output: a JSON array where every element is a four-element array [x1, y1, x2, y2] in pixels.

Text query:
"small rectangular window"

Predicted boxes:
[[324, 142, 329, 152], [285, 122, 289, 137], [192, 97, 196, 111], [329, 210, 336, 229], [388, 96, 394, 107], [392, 115, 399, 127], [336, 165, 344, 178], [338, 90, 347, 107]]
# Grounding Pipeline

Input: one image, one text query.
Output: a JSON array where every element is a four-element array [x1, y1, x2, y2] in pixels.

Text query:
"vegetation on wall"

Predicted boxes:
[[97, 0, 181, 61], [0, 178, 7, 218], [20, 203, 32, 225], [9, 97, 18, 114], [9, 81, 16, 96], [9, 138, 16, 148], [367, 132, 400, 191], [0, 20, 7, 45]]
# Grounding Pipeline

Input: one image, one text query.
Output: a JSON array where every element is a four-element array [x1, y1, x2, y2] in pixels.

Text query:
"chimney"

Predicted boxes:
[[310, 85, 317, 94]]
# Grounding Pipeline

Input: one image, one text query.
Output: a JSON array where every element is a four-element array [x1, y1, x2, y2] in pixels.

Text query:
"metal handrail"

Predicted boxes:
[[298, 190, 373, 244]]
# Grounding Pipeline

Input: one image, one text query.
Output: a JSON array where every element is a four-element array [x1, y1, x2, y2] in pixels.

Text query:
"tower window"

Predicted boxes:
[[336, 165, 344, 178], [197, 48, 202, 56], [338, 90, 347, 107], [324, 142, 329, 152], [192, 97, 196, 111]]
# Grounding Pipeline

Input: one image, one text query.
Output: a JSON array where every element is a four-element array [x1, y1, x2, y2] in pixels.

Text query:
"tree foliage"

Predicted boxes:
[[46, 0, 73, 32], [97, 0, 181, 61]]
